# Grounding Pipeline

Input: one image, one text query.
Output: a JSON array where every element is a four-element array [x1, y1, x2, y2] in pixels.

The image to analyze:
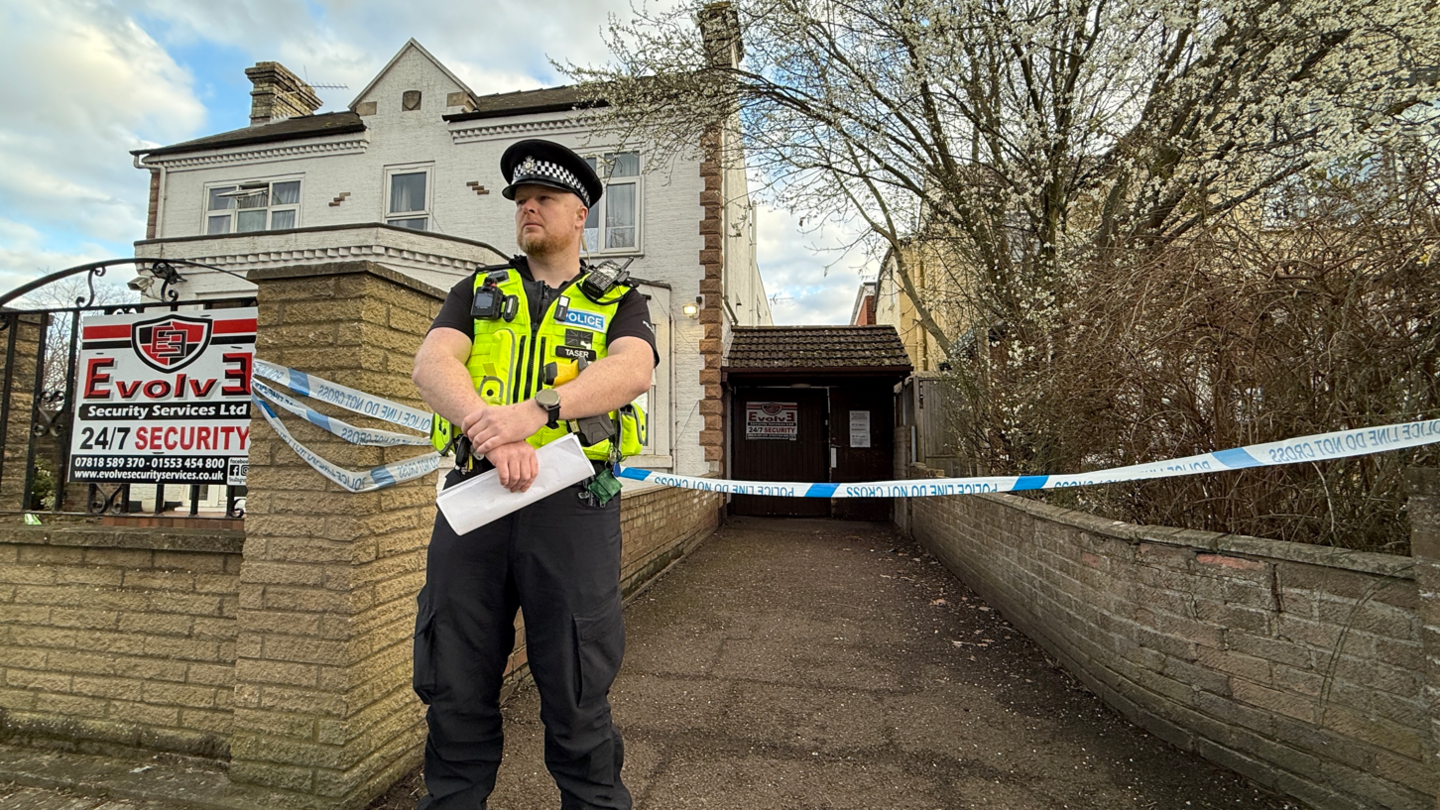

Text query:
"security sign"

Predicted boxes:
[[68, 308, 255, 486], [745, 401, 798, 440], [133, 314, 212, 373]]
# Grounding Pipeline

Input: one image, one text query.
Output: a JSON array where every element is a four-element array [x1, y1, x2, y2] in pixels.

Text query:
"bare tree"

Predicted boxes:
[[16, 274, 139, 395], [567, 0, 1439, 354], [569, 1, 1440, 547]]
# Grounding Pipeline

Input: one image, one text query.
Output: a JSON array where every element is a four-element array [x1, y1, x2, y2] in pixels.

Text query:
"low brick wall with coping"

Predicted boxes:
[[0, 525, 242, 759], [0, 260, 727, 809], [902, 464, 1440, 810]]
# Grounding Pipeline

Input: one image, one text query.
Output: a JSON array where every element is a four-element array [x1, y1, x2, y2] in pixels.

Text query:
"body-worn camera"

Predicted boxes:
[[471, 274, 519, 321]]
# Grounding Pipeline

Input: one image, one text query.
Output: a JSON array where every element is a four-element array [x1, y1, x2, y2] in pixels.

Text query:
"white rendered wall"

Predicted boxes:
[[141, 49, 714, 475]]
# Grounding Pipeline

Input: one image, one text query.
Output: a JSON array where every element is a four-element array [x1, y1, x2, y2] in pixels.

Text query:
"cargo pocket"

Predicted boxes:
[[573, 591, 624, 706], [412, 587, 438, 704]]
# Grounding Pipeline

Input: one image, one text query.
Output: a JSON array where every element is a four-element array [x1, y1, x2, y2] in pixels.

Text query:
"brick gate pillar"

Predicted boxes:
[[229, 262, 443, 807], [0, 312, 47, 511], [1408, 467, 1440, 810]]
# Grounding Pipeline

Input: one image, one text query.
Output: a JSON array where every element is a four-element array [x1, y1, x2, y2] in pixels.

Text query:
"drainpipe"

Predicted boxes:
[[133, 152, 167, 246]]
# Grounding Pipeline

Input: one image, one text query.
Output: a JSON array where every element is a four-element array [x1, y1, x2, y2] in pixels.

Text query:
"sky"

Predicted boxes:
[[0, 0, 873, 323]]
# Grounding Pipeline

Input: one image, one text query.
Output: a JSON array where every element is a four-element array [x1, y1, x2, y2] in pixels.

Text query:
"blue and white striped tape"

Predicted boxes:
[[615, 419, 1440, 498], [253, 359, 432, 434], [251, 359, 439, 493], [253, 379, 429, 447], [250, 357, 1440, 498], [251, 396, 441, 493]]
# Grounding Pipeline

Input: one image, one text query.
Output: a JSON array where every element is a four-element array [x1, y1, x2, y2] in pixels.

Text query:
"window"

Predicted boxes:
[[205, 179, 300, 234], [385, 165, 431, 230], [630, 284, 671, 465], [583, 152, 641, 253]]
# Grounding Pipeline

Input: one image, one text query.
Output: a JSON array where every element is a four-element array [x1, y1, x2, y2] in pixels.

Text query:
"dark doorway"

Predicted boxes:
[[724, 326, 912, 521], [731, 389, 830, 517], [828, 385, 894, 521]]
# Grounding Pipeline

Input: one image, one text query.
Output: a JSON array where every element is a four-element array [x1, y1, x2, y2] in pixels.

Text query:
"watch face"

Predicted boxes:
[[536, 389, 560, 408]]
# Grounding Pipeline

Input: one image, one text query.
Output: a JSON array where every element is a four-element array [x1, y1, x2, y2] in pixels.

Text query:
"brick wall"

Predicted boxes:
[[231, 261, 442, 806], [907, 464, 1439, 810], [1407, 469, 1440, 810], [698, 128, 725, 474], [620, 484, 724, 595], [0, 260, 727, 808], [0, 526, 242, 758]]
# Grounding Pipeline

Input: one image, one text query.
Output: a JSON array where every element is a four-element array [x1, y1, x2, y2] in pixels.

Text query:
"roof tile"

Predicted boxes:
[[726, 326, 912, 371], [138, 111, 365, 158]]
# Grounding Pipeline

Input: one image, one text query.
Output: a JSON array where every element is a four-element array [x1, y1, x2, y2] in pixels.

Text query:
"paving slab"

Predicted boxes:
[[372, 516, 1303, 809]]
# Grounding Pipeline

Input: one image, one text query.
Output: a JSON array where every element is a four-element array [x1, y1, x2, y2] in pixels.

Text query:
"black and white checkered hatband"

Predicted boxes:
[[513, 156, 591, 207]]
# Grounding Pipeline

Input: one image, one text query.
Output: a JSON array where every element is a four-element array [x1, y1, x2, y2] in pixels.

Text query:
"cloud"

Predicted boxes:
[[754, 203, 876, 325], [0, 0, 868, 321], [0, 219, 124, 298], [0, 0, 204, 266], [118, 0, 683, 108]]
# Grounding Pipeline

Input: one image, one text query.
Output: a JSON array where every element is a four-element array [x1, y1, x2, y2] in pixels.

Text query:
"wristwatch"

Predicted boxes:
[[534, 388, 561, 429]]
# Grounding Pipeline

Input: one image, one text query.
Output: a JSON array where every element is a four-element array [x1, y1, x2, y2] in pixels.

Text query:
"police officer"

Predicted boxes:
[[411, 139, 656, 809]]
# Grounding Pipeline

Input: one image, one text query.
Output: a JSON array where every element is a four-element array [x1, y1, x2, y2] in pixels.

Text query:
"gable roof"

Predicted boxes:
[[348, 38, 477, 111], [133, 111, 366, 158], [727, 326, 912, 372]]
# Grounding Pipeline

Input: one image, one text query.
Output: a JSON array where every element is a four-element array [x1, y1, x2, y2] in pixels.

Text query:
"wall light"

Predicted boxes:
[[683, 294, 704, 319]]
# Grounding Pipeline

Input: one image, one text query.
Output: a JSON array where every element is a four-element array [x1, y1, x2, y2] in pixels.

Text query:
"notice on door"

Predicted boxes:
[[849, 410, 871, 448], [68, 309, 255, 486], [746, 402, 798, 440]]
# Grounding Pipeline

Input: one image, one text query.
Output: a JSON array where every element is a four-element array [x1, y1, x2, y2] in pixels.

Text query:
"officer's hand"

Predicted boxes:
[[466, 402, 547, 457], [485, 440, 539, 493]]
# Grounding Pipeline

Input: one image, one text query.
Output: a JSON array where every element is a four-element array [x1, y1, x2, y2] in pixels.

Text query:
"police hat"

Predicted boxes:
[[500, 140, 603, 208]]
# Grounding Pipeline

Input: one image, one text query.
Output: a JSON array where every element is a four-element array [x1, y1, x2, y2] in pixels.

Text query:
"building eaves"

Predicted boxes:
[[442, 85, 606, 123], [132, 112, 366, 158], [726, 325, 913, 372]]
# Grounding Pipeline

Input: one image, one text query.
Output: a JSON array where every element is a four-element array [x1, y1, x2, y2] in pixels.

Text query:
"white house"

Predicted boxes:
[[131, 23, 770, 477]]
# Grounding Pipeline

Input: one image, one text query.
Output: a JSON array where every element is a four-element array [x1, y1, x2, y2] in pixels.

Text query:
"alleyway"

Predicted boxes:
[[374, 517, 1298, 810], [2, 517, 1300, 810]]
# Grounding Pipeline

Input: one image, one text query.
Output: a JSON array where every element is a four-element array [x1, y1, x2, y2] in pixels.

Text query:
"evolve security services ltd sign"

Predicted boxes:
[[68, 309, 255, 486]]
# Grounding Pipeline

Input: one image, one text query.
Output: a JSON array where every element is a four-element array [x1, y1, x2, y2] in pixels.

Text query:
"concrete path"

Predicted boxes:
[[4, 517, 1302, 810], [0, 786, 168, 810], [375, 516, 1300, 809]]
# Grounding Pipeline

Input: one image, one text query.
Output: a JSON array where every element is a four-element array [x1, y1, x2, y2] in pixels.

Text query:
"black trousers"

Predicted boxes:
[[414, 471, 631, 810]]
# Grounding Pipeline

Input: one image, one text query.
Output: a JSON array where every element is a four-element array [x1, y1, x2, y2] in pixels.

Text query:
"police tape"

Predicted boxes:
[[251, 360, 439, 493], [615, 418, 1440, 498], [253, 359, 432, 434], [253, 379, 430, 447], [251, 396, 441, 493]]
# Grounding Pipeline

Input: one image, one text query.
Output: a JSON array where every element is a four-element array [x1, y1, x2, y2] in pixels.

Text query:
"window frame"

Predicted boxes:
[[383, 163, 434, 231], [201, 176, 303, 235], [582, 152, 644, 256], [627, 283, 671, 467]]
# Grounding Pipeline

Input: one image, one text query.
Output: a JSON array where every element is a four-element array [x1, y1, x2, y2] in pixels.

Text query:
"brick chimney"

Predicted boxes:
[[697, 2, 743, 69], [244, 62, 322, 127]]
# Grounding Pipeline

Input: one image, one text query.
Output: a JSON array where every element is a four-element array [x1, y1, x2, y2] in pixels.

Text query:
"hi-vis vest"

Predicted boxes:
[[429, 263, 647, 463]]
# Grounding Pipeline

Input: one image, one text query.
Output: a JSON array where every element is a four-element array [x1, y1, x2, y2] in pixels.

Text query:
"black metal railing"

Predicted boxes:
[[0, 259, 254, 519]]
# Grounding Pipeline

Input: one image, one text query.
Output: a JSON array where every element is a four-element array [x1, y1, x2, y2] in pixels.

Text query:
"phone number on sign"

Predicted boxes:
[[71, 456, 226, 470]]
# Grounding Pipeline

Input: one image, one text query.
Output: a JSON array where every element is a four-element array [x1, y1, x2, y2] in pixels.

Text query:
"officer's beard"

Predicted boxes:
[[517, 227, 576, 260]]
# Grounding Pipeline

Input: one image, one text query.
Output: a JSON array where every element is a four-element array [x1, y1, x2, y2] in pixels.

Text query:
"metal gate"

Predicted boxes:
[[0, 259, 253, 517]]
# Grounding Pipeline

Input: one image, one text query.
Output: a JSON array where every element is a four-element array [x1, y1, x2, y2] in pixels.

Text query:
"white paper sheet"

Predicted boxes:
[[436, 434, 597, 534]]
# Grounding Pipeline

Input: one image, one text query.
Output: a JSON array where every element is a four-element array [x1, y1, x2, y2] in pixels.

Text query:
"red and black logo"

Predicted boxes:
[[131, 315, 213, 373]]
